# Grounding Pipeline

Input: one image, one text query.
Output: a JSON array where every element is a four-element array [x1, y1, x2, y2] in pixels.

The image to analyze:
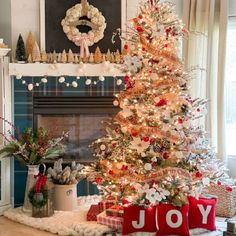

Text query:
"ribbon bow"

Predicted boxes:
[[34, 173, 47, 193], [72, 35, 90, 58], [34, 163, 47, 193]]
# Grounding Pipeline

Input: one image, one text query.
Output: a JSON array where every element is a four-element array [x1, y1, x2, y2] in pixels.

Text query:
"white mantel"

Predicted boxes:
[[9, 63, 124, 77]]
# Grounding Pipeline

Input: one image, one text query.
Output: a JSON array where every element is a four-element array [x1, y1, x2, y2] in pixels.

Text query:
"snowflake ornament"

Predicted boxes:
[[124, 55, 142, 73]]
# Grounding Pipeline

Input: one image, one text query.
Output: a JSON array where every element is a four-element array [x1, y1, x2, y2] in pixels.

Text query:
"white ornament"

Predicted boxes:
[[116, 79, 122, 86], [141, 152, 146, 157], [76, 76, 80, 80], [202, 177, 210, 186], [93, 81, 97, 85], [113, 100, 119, 106], [99, 75, 105, 81], [100, 144, 106, 151], [36, 83, 39, 87], [16, 74, 22, 80], [22, 80, 26, 84], [66, 83, 70, 87], [85, 79, 91, 85], [144, 163, 152, 171], [41, 78, 47, 83], [72, 81, 78, 87], [28, 84, 33, 91], [59, 76, 65, 83]]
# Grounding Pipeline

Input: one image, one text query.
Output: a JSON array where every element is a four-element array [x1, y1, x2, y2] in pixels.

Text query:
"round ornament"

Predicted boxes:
[[61, 0, 106, 47]]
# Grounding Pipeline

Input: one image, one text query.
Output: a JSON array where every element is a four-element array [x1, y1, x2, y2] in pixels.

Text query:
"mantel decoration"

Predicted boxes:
[[0, 119, 67, 212], [61, 0, 106, 58], [12, 61, 124, 91], [47, 159, 85, 211]]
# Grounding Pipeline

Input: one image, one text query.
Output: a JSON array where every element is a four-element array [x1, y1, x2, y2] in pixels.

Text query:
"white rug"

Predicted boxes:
[[3, 196, 233, 236]]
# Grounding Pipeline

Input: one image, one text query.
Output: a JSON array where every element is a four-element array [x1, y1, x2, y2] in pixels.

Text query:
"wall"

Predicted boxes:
[[229, 0, 236, 16], [0, 0, 12, 46]]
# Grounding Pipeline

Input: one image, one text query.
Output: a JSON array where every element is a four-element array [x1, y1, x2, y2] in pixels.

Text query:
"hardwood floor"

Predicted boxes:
[[0, 217, 55, 236]]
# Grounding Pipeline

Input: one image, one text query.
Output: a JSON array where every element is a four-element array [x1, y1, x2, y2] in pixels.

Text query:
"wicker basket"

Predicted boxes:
[[207, 184, 236, 218]]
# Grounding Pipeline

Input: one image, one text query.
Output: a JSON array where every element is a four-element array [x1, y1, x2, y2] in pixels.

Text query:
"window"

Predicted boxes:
[[225, 17, 236, 156]]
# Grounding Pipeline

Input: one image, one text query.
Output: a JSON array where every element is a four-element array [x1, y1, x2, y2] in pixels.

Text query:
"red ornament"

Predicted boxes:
[[178, 118, 184, 124], [217, 181, 222, 186], [164, 43, 168, 48], [121, 165, 128, 171], [143, 136, 149, 142], [150, 139, 155, 145], [195, 171, 203, 178], [197, 108, 200, 112], [112, 143, 117, 148], [155, 99, 167, 107], [138, 14, 143, 19], [122, 199, 131, 205], [162, 152, 169, 159], [109, 170, 114, 175], [226, 186, 232, 192], [131, 131, 139, 137], [95, 178, 103, 184], [124, 44, 129, 50], [136, 26, 144, 33], [124, 75, 130, 83]]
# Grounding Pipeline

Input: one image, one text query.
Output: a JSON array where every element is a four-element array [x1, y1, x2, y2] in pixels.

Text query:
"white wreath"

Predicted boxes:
[[61, 3, 106, 47]]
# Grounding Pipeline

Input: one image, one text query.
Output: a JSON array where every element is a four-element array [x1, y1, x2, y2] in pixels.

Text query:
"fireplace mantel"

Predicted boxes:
[[9, 63, 124, 77]]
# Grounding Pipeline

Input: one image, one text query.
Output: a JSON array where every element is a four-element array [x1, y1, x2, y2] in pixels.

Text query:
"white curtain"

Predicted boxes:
[[183, 0, 228, 161]]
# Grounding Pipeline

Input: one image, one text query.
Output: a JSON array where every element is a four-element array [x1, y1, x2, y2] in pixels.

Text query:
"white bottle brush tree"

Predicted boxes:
[[87, 0, 226, 207]]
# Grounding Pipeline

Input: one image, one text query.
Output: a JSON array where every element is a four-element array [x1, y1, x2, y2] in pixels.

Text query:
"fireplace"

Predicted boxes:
[[33, 96, 119, 163]]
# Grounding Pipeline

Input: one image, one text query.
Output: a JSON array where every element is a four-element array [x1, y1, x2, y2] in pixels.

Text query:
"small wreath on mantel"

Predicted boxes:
[[61, 0, 107, 47]]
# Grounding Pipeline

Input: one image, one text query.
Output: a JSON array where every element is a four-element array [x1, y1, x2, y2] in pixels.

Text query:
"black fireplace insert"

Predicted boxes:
[[33, 96, 119, 163]]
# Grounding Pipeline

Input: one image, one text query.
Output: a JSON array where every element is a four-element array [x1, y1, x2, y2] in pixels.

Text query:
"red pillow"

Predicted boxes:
[[156, 204, 189, 236], [188, 196, 216, 231], [122, 205, 157, 235]]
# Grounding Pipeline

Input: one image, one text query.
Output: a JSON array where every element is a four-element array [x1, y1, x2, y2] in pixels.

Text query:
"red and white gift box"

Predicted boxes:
[[106, 205, 124, 217], [97, 211, 124, 232], [98, 197, 116, 212], [87, 204, 100, 221]]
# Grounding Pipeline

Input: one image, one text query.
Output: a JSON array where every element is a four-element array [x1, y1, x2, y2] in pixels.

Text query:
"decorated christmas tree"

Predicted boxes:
[[88, 0, 225, 208]]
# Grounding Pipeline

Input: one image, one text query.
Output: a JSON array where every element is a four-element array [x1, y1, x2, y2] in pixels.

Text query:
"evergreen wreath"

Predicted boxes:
[[28, 187, 48, 208]]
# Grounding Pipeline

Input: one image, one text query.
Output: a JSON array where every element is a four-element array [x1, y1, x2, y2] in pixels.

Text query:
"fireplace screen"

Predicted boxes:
[[37, 114, 111, 162], [33, 96, 118, 163]]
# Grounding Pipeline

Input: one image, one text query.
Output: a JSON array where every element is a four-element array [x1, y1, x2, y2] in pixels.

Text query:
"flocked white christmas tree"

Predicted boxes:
[[87, 0, 226, 207]]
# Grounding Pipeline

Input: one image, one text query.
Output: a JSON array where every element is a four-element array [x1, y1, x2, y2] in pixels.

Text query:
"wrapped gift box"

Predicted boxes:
[[106, 205, 124, 217], [98, 197, 116, 212], [87, 204, 100, 221], [97, 211, 123, 232]]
